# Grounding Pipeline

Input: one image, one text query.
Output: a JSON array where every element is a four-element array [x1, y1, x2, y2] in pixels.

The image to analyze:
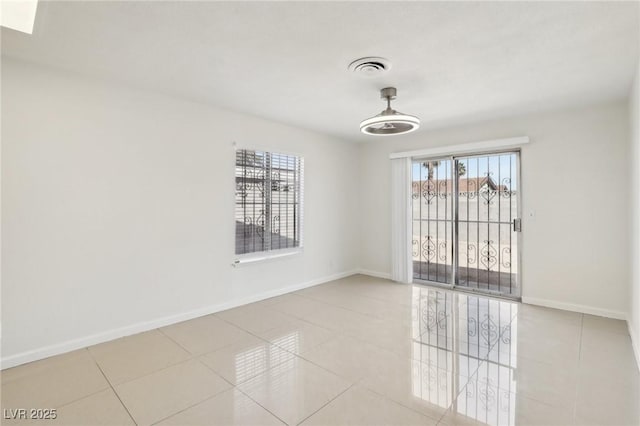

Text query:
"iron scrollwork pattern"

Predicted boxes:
[[235, 149, 303, 255], [456, 153, 518, 297], [412, 153, 518, 297], [411, 287, 518, 417], [412, 160, 453, 284]]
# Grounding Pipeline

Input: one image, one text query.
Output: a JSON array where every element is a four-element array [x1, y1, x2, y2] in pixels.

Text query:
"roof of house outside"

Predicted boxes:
[[412, 177, 510, 193]]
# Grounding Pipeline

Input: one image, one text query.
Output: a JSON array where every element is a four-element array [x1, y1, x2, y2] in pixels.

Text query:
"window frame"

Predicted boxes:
[[233, 147, 304, 265]]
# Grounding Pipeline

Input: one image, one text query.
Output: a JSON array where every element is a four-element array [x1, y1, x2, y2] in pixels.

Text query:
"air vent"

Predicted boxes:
[[348, 57, 391, 76]]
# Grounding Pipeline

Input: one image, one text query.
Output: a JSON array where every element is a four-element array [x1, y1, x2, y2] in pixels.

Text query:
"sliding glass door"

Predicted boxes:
[[411, 151, 521, 298], [411, 158, 454, 285]]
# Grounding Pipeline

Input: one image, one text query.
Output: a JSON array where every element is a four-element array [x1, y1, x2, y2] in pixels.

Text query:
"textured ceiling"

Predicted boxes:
[[2, 1, 639, 142]]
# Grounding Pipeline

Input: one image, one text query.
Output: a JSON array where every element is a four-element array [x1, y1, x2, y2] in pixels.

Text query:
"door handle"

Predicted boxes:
[[513, 218, 522, 232]]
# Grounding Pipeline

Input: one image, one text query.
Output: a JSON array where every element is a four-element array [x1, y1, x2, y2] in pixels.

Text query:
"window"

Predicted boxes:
[[235, 149, 303, 256]]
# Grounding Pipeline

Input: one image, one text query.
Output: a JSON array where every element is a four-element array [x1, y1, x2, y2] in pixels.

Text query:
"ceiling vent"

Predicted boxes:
[[348, 57, 391, 76]]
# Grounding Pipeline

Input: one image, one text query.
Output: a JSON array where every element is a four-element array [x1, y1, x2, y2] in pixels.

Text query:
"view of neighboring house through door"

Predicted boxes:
[[412, 151, 521, 298]]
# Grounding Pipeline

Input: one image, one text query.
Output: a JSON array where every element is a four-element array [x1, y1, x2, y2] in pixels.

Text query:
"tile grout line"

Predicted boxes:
[[573, 313, 585, 424], [156, 327, 198, 356], [21, 351, 114, 411], [207, 311, 330, 375], [435, 308, 519, 425], [233, 337, 355, 400], [85, 336, 240, 425], [194, 351, 288, 393], [146, 378, 234, 426], [6, 343, 204, 422], [258, 304, 337, 336], [165, 311, 277, 350], [231, 380, 290, 425], [578, 313, 585, 361], [358, 380, 445, 425], [194, 287, 520, 426], [92, 324, 269, 391], [265, 309, 338, 336], [90, 353, 191, 388], [158, 312, 312, 374], [128, 356, 239, 425], [148, 394, 221, 426], [191, 307, 365, 398], [86, 328, 201, 388], [360, 299, 520, 425], [293, 286, 391, 307], [268, 282, 410, 320], [192, 349, 292, 425], [442, 307, 588, 423], [290, 288, 411, 322], [294, 382, 356, 426], [271, 291, 416, 354], [38, 302, 344, 425], [261, 303, 359, 333], [133, 313, 313, 388], [266, 332, 334, 359], [190, 311, 364, 426], [85, 348, 139, 426], [49, 385, 112, 412], [211, 307, 368, 384], [299, 289, 518, 424], [266, 290, 423, 341], [294, 346, 380, 384], [213, 311, 284, 341]]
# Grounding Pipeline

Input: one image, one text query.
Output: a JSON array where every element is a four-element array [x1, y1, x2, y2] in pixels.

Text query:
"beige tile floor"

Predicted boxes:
[[1, 274, 639, 425]]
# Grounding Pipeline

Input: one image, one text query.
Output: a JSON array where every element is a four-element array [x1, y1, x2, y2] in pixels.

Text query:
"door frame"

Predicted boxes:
[[411, 148, 523, 300]]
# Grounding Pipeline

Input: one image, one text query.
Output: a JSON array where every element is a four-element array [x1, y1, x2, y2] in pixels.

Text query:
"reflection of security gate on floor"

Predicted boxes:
[[412, 152, 521, 298]]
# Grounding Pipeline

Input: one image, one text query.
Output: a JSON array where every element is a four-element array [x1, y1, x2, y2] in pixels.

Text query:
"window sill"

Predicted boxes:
[[233, 248, 303, 267]]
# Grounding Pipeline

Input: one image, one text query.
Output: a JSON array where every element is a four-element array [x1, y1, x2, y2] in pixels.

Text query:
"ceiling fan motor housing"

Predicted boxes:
[[359, 86, 420, 136]]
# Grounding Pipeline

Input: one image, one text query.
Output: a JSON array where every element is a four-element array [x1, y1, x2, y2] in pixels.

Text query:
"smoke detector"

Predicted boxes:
[[348, 57, 391, 76]]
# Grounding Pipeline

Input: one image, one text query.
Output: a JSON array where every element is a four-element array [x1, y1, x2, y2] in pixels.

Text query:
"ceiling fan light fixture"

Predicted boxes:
[[360, 87, 420, 136]]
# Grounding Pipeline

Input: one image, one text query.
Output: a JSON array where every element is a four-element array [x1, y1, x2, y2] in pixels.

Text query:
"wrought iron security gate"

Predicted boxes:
[[411, 151, 521, 298], [412, 158, 454, 284]]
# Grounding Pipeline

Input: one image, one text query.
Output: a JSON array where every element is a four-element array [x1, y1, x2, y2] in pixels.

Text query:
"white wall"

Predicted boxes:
[[359, 102, 630, 318], [1, 59, 359, 367], [629, 58, 640, 368]]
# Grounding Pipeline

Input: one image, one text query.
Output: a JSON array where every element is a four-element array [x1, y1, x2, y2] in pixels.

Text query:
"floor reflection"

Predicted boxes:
[[234, 333, 299, 383], [411, 285, 518, 424]]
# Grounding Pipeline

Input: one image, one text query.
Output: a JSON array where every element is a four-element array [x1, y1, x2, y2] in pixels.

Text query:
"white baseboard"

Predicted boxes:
[[0, 269, 357, 370], [629, 320, 640, 372], [357, 269, 392, 280], [521, 296, 627, 320]]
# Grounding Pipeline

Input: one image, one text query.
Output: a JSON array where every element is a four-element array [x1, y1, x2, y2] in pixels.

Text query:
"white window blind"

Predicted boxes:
[[235, 149, 303, 256]]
